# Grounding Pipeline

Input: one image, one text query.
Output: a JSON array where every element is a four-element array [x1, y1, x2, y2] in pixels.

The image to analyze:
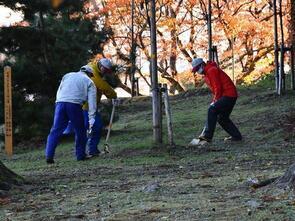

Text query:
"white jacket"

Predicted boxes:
[[56, 71, 97, 123]]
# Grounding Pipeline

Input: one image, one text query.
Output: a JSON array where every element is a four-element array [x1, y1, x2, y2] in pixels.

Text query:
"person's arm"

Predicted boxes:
[[207, 68, 222, 102], [87, 81, 97, 127], [91, 75, 117, 99]]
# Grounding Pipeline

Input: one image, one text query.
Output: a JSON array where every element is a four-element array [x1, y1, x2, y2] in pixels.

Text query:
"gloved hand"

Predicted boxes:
[[112, 98, 120, 106], [88, 118, 95, 137]]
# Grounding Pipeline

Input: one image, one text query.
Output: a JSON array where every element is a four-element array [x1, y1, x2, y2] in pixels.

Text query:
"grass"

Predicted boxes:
[[0, 86, 295, 220]]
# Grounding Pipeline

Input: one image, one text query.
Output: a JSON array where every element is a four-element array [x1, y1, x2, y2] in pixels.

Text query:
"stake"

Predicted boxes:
[[103, 100, 116, 153], [163, 84, 174, 147]]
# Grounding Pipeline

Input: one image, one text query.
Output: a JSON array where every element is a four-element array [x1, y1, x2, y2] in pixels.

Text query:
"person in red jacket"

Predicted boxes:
[[188, 58, 242, 146]]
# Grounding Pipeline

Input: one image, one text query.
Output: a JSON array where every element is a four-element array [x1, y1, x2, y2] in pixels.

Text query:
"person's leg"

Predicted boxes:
[[45, 102, 69, 161], [85, 111, 103, 155], [217, 98, 242, 140], [63, 121, 74, 135], [201, 97, 236, 141], [200, 104, 219, 141], [67, 104, 87, 160]]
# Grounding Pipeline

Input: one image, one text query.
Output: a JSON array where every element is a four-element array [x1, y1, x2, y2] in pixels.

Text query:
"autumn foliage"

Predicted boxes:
[[86, 0, 290, 92]]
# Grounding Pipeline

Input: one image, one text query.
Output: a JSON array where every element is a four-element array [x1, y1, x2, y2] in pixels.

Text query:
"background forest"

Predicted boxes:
[[0, 0, 293, 143]]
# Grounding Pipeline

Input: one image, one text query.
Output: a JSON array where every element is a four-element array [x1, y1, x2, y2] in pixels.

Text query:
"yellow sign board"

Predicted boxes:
[[4, 66, 13, 156]]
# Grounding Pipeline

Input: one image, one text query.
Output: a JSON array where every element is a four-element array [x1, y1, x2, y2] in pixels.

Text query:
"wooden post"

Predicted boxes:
[[163, 84, 174, 147], [4, 66, 13, 156], [158, 84, 163, 144]]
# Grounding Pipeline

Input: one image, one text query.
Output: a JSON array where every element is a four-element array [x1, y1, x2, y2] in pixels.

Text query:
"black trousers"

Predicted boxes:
[[201, 96, 242, 141]]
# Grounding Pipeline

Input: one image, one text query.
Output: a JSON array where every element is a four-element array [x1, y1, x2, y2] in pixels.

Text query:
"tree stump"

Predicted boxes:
[[274, 163, 295, 190], [0, 160, 23, 191]]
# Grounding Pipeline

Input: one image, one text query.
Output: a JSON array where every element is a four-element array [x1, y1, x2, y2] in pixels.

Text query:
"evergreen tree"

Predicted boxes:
[[0, 0, 111, 142]]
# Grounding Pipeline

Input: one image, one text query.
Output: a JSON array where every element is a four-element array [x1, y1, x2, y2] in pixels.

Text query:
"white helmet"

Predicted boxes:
[[98, 58, 112, 70], [80, 65, 94, 74]]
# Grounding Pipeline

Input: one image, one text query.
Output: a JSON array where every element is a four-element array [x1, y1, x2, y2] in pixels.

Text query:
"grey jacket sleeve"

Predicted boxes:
[[87, 81, 97, 124]]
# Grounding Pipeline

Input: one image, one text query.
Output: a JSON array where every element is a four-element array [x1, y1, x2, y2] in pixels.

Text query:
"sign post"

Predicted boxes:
[[4, 66, 13, 156]]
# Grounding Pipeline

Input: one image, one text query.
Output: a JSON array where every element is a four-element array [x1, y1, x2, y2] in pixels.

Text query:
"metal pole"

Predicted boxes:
[[273, 0, 279, 93], [131, 0, 136, 97], [150, 0, 161, 144], [208, 0, 213, 61]]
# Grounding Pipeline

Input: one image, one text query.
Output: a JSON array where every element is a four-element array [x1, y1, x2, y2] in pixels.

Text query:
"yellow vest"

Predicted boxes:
[[82, 61, 117, 110]]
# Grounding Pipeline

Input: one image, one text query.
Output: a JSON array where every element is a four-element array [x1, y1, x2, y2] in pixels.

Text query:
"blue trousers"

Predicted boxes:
[[83, 111, 103, 155], [45, 102, 87, 160], [201, 96, 242, 141], [63, 111, 103, 155]]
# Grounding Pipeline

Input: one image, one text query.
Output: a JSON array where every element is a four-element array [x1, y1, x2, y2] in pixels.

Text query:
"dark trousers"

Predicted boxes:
[[201, 96, 242, 141]]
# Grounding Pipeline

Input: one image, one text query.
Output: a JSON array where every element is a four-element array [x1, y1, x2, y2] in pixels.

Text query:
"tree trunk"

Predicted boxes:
[[0, 160, 23, 191], [273, 163, 295, 190], [118, 82, 142, 96]]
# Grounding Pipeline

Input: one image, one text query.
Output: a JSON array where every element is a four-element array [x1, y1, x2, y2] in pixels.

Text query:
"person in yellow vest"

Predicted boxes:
[[64, 58, 117, 157]]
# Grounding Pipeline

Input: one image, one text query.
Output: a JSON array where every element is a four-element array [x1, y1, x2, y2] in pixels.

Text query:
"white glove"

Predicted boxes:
[[89, 118, 95, 129], [112, 98, 120, 106]]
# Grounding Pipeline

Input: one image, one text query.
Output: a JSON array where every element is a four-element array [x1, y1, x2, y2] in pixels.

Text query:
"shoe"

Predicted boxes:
[[188, 138, 209, 147], [46, 158, 55, 164], [86, 152, 100, 159], [198, 136, 211, 142], [224, 136, 242, 142]]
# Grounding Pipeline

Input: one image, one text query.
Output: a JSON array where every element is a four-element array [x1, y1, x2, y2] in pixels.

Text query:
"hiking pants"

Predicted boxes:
[[201, 96, 242, 141], [45, 102, 87, 160]]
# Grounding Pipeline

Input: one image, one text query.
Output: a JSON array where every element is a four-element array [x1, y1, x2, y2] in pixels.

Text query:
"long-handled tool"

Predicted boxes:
[[103, 99, 117, 153]]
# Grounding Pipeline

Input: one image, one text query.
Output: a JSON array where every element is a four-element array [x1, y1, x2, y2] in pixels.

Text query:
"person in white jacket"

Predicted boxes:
[[45, 65, 97, 164]]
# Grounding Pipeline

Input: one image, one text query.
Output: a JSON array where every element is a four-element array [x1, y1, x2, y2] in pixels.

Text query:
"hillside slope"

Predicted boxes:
[[0, 87, 294, 220]]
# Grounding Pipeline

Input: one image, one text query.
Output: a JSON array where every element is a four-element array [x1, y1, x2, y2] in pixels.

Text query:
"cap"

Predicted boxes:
[[80, 65, 94, 74], [99, 58, 112, 70], [192, 58, 204, 73]]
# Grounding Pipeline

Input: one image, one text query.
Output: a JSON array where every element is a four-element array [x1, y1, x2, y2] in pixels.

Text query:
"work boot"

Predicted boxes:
[[224, 136, 242, 142], [46, 158, 55, 164]]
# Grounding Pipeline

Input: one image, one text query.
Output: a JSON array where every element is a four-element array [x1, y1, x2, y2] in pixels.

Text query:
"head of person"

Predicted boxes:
[[97, 58, 113, 75], [80, 65, 94, 77], [192, 58, 205, 75]]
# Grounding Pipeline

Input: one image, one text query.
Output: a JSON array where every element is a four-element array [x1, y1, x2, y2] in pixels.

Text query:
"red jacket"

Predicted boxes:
[[204, 61, 238, 102]]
